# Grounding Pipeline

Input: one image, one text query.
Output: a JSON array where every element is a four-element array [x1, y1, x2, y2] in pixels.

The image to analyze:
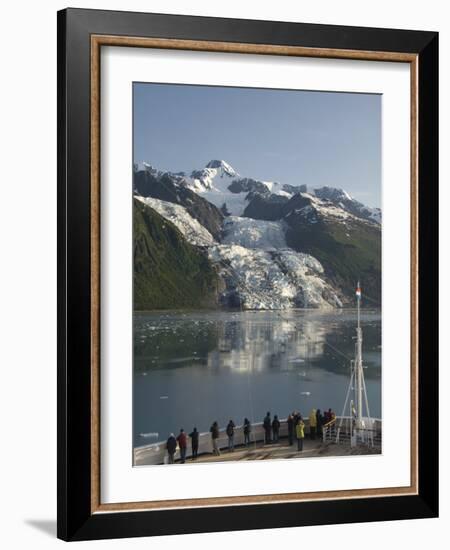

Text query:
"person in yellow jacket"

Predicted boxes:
[[309, 408, 317, 440], [296, 417, 305, 451]]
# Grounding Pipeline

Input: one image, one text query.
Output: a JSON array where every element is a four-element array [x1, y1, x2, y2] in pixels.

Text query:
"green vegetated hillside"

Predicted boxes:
[[133, 199, 220, 310], [285, 215, 381, 306]]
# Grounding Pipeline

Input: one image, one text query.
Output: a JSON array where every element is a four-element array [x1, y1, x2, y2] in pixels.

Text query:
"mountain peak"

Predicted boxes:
[[205, 159, 237, 177], [314, 186, 353, 202], [135, 161, 157, 174], [313, 186, 381, 224]]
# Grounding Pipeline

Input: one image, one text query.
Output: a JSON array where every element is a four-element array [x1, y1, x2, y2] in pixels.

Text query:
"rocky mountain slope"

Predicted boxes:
[[134, 165, 223, 239], [283, 194, 381, 306], [133, 198, 220, 310]]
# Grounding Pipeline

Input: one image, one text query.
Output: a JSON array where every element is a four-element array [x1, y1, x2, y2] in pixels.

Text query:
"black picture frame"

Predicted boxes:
[[57, 7, 438, 541]]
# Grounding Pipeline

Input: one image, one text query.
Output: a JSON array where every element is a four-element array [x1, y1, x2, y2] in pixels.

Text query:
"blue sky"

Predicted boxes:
[[133, 83, 381, 208]]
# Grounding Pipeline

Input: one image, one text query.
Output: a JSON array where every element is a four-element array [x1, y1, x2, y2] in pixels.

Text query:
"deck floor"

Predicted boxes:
[[175, 438, 380, 464]]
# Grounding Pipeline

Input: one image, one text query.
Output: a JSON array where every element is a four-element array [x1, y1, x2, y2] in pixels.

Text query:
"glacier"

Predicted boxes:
[[221, 216, 287, 250], [208, 244, 342, 310], [136, 197, 342, 310]]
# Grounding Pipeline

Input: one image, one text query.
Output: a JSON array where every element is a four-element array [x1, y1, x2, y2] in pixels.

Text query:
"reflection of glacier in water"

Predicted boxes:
[[210, 313, 328, 373], [133, 309, 381, 447]]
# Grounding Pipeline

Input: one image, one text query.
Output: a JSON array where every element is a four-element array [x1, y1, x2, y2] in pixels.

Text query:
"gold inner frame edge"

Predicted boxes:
[[90, 34, 419, 514]]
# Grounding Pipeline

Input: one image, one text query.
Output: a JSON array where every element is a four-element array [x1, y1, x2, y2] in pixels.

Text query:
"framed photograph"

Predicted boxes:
[[57, 8, 438, 541]]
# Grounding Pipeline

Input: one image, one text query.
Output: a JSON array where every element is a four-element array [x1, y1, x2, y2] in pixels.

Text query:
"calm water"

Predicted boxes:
[[133, 309, 381, 448]]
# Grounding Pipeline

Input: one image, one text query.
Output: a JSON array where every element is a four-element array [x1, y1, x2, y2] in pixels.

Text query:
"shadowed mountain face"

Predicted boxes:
[[284, 210, 381, 306], [133, 160, 381, 309], [243, 193, 289, 221], [134, 169, 223, 240]]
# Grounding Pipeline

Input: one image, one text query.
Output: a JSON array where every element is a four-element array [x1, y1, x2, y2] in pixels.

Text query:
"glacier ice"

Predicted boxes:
[[221, 216, 287, 250], [208, 244, 341, 310]]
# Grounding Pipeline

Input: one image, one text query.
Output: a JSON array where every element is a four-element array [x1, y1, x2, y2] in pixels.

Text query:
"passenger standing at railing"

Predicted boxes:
[[243, 418, 251, 446], [210, 421, 221, 455], [189, 427, 199, 459], [226, 420, 235, 451], [316, 409, 324, 437], [166, 433, 177, 464], [263, 412, 272, 444], [287, 413, 294, 446], [309, 408, 317, 440], [272, 415, 280, 443], [176, 429, 187, 464], [296, 416, 305, 451]]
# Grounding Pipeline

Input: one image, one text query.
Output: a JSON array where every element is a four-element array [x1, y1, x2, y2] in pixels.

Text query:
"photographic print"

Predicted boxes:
[[58, 11, 438, 539], [132, 83, 382, 467]]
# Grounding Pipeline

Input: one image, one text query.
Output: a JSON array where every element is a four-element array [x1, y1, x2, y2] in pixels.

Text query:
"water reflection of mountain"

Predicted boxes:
[[133, 309, 381, 446], [134, 309, 381, 379]]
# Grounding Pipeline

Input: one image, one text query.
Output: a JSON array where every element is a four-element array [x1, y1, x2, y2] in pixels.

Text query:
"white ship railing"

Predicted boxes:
[[134, 416, 382, 466], [323, 416, 382, 447]]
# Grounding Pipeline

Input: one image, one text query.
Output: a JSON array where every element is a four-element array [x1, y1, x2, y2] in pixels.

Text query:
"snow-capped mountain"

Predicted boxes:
[[133, 160, 381, 309], [313, 186, 381, 224], [186, 159, 237, 193], [155, 159, 381, 224], [186, 160, 290, 216], [283, 192, 356, 224], [134, 159, 380, 223]]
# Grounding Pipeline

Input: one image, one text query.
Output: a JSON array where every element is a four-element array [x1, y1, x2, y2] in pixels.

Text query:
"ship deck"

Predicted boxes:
[[171, 438, 380, 465]]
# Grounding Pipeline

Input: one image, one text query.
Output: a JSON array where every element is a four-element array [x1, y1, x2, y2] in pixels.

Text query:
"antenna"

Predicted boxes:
[[355, 281, 363, 425], [356, 280, 361, 329]]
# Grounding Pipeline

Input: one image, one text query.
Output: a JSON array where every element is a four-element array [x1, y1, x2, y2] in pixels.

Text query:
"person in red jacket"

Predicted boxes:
[[176, 429, 187, 463]]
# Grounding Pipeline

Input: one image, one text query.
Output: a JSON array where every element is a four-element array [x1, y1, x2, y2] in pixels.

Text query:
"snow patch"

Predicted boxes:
[[368, 208, 382, 223], [295, 193, 353, 222], [202, 189, 250, 216], [262, 180, 292, 197], [136, 196, 216, 247]]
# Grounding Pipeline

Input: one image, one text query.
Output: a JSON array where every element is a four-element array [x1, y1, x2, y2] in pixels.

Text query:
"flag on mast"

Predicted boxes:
[[356, 282, 362, 298]]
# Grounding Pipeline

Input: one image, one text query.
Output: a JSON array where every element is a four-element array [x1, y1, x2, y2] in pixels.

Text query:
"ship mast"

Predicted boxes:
[[336, 281, 373, 446], [355, 281, 363, 428]]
